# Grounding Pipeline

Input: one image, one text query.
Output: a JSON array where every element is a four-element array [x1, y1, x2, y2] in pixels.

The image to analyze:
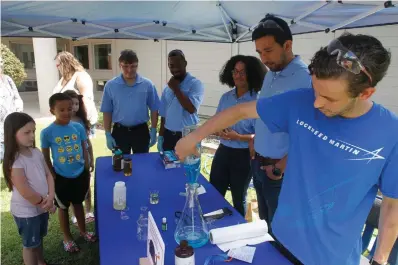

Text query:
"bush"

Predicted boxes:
[[1, 43, 27, 87]]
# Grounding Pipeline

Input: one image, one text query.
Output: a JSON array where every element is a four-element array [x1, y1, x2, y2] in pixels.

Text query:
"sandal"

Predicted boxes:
[[63, 240, 80, 253], [81, 231, 97, 243], [85, 212, 95, 224]]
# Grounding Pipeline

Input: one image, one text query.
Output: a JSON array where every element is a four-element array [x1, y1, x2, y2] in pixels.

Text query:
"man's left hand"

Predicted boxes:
[[220, 128, 240, 141], [89, 160, 94, 172], [260, 165, 283, 180], [168, 77, 181, 92], [149, 128, 157, 148]]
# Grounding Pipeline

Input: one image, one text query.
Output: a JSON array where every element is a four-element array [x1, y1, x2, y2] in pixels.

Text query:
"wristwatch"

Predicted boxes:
[[369, 258, 388, 265], [272, 165, 282, 177]]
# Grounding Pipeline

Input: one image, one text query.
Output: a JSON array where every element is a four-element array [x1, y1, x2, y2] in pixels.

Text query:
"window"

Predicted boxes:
[[94, 44, 112, 70], [96, 80, 108, 91], [10, 43, 35, 69], [18, 80, 38, 92], [57, 44, 66, 53], [73, 45, 89, 69]]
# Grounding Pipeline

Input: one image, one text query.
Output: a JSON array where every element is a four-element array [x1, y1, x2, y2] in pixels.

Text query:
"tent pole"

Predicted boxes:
[[278, 15, 326, 31], [217, 4, 233, 42], [329, 3, 388, 32]]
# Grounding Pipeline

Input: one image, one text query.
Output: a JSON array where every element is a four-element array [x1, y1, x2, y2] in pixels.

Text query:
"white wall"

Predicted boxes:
[[3, 24, 398, 117]]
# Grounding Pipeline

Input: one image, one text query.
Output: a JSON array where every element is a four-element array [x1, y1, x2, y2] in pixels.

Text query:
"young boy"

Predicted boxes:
[[41, 93, 97, 253]]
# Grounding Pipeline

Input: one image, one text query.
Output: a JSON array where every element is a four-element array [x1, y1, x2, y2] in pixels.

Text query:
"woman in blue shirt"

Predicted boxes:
[[210, 55, 267, 216]]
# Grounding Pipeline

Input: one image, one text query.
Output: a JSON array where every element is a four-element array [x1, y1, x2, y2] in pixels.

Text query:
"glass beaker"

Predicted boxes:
[[174, 183, 209, 248], [123, 158, 132, 176], [182, 125, 202, 184], [137, 207, 149, 241]]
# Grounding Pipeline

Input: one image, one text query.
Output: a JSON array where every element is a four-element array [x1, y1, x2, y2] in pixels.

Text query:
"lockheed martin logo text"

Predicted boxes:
[[296, 119, 385, 163]]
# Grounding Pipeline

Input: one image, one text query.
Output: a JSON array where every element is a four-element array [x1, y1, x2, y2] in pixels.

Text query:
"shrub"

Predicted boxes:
[[1, 43, 27, 87]]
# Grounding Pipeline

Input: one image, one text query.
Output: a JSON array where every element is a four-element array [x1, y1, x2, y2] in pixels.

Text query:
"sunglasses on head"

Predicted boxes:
[[327, 39, 373, 85]]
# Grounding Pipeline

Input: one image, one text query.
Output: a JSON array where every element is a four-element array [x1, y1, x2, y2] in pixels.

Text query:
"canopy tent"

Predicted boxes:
[[1, 1, 398, 43]]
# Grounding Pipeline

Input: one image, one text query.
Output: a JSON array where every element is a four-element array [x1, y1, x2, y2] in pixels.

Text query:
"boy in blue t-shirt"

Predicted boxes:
[[175, 33, 398, 265], [41, 93, 97, 253]]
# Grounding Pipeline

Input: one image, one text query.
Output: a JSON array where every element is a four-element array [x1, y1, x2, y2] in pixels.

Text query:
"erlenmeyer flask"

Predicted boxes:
[[182, 125, 201, 184], [174, 183, 209, 248]]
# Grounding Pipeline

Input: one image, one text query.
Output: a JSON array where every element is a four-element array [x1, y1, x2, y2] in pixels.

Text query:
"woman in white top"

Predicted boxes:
[[53, 51, 98, 137], [0, 56, 24, 161]]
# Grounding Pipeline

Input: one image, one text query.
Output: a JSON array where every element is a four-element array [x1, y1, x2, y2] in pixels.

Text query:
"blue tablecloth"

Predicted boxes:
[[95, 153, 292, 265]]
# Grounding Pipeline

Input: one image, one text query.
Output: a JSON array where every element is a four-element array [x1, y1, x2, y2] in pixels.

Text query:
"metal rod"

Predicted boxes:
[[293, 1, 330, 23], [35, 20, 73, 30], [34, 29, 72, 39], [218, 5, 232, 42], [76, 30, 115, 41]]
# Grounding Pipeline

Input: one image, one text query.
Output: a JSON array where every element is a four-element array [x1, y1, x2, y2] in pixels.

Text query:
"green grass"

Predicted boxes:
[[1, 119, 256, 265]]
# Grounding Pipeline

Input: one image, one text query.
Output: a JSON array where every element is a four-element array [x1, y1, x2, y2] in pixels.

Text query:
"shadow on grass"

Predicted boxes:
[[1, 211, 99, 265]]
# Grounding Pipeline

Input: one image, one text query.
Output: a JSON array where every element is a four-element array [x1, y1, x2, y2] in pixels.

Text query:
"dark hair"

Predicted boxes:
[[168, 49, 186, 62], [219, 55, 267, 94], [119, 49, 139, 64], [308, 33, 391, 97], [63, 90, 90, 131], [49, 93, 72, 109], [252, 14, 292, 46], [2, 112, 35, 191]]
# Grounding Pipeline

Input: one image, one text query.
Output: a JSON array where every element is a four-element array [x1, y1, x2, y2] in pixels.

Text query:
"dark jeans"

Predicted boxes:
[[251, 158, 283, 229], [163, 129, 182, 151], [210, 144, 252, 216], [112, 123, 149, 155]]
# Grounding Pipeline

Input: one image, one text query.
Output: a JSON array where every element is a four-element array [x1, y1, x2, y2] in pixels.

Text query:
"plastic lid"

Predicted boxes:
[[115, 181, 125, 187], [162, 217, 166, 223], [115, 149, 122, 155]]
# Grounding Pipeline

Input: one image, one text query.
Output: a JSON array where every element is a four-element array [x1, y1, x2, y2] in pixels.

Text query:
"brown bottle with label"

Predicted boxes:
[[175, 240, 195, 265]]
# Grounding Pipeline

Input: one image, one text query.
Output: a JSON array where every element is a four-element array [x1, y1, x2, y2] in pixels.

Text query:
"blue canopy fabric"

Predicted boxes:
[[1, 1, 398, 43]]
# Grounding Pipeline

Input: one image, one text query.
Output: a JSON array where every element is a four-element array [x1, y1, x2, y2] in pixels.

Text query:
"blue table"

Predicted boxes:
[[95, 153, 292, 265]]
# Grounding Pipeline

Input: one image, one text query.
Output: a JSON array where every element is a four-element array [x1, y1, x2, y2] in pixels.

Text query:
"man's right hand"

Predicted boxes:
[[249, 136, 255, 160], [105, 131, 116, 150]]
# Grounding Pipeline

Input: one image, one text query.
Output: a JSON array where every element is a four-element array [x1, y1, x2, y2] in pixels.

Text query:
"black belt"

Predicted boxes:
[[165, 128, 182, 136], [114, 122, 146, 131], [255, 152, 280, 165]]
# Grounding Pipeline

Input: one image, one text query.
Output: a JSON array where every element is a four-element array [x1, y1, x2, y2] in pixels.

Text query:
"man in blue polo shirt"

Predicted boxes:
[[175, 33, 398, 265], [101, 50, 160, 154], [158, 49, 204, 151], [250, 15, 312, 225]]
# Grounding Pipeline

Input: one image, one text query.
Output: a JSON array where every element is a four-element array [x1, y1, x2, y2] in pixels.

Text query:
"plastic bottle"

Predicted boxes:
[[175, 240, 195, 265], [162, 217, 167, 231], [113, 181, 126, 210], [113, 149, 124, 171]]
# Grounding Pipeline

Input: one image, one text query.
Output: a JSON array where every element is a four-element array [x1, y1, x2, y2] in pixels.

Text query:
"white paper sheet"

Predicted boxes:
[[228, 246, 256, 263], [218, 233, 274, 252], [209, 220, 268, 245]]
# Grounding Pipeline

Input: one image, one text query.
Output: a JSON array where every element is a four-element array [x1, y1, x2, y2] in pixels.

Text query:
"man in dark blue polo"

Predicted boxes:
[[101, 49, 160, 154], [158, 50, 204, 151], [249, 15, 312, 226]]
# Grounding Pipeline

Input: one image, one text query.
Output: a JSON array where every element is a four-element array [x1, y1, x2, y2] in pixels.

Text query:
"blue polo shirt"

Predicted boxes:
[[254, 56, 312, 158], [159, 73, 204, 132], [216, 89, 257, 149], [256, 88, 398, 265], [100, 74, 160, 127]]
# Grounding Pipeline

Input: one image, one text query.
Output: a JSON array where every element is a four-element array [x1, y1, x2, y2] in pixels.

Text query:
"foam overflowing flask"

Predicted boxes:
[[182, 125, 201, 184], [174, 183, 209, 248]]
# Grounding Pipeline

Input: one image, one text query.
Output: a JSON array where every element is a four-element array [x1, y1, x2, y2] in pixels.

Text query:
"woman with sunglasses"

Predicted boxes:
[[209, 55, 266, 216], [53, 51, 98, 139]]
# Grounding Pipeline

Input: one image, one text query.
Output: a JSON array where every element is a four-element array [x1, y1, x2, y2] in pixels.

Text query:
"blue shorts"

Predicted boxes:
[[13, 212, 49, 248]]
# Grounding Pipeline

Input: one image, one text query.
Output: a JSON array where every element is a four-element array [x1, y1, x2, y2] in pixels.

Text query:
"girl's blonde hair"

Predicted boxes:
[[55, 51, 85, 81]]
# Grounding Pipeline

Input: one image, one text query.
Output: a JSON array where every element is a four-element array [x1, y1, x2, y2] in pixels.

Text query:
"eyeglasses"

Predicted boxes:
[[120, 63, 138, 70], [231, 69, 246, 77], [327, 38, 373, 85]]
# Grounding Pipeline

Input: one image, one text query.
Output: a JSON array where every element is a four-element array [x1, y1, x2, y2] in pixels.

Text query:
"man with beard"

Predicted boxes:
[[158, 50, 204, 151], [249, 14, 312, 226]]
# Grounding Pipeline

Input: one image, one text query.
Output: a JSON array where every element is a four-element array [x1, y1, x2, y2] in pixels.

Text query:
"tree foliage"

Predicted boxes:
[[1, 43, 27, 87]]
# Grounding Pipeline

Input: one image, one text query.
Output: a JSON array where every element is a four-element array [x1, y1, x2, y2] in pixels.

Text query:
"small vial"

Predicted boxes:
[[162, 217, 167, 231]]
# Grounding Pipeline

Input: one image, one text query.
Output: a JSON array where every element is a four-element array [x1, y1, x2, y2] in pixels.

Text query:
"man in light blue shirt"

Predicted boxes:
[[175, 33, 398, 265], [250, 15, 312, 225], [158, 50, 204, 151], [101, 50, 160, 154]]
